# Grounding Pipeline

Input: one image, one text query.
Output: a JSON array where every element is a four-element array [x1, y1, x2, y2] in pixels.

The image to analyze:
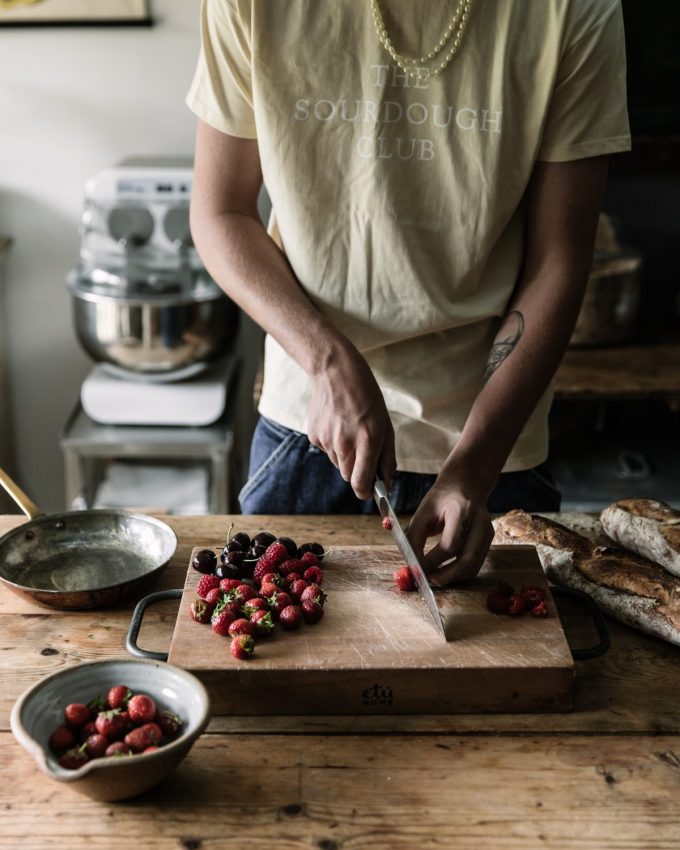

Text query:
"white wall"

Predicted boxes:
[[0, 1, 229, 512]]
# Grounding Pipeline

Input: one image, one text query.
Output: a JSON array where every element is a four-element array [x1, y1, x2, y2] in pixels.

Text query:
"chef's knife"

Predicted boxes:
[[374, 478, 447, 640]]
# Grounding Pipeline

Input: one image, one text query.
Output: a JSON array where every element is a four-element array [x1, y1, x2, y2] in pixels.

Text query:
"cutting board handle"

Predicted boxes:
[[126, 589, 182, 661], [551, 586, 611, 660]]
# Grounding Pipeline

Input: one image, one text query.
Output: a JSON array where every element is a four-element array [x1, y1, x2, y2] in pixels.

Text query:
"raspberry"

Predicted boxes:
[[289, 579, 309, 601], [507, 593, 526, 617], [531, 601, 549, 618], [255, 542, 288, 578], [196, 574, 220, 600], [394, 566, 415, 592], [486, 589, 510, 615], [520, 585, 546, 607], [278, 558, 304, 577], [303, 565, 323, 585]]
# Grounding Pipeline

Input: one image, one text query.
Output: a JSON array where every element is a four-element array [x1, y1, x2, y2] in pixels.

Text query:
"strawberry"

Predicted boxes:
[[211, 607, 235, 636], [300, 583, 326, 606], [289, 578, 308, 601], [250, 609, 275, 637], [303, 565, 323, 585], [381, 516, 393, 531], [301, 599, 324, 624], [268, 591, 293, 618], [143, 746, 160, 754], [95, 709, 128, 741], [261, 572, 283, 586], [106, 685, 131, 710], [105, 741, 133, 757], [205, 587, 224, 606], [507, 592, 526, 617], [279, 605, 302, 630], [228, 618, 256, 637], [230, 634, 255, 659], [58, 744, 89, 770], [196, 574, 221, 600], [235, 583, 257, 602], [87, 695, 107, 719], [260, 580, 280, 598], [79, 720, 98, 742], [253, 542, 288, 583], [486, 589, 510, 615], [394, 566, 415, 592], [124, 722, 162, 753], [85, 734, 109, 759], [189, 597, 214, 624], [521, 585, 546, 608], [157, 710, 182, 739], [219, 577, 242, 593], [49, 724, 76, 754], [242, 597, 268, 616], [283, 572, 302, 591], [64, 703, 90, 729], [278, 558, 304, 577], [531, 601, 549, 618], [128, 694, 157, 725], [300, 551, 319, 567]]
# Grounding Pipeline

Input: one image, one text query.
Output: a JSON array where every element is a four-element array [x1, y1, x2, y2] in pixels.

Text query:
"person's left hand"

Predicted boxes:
[[406, 475, 495, 585]]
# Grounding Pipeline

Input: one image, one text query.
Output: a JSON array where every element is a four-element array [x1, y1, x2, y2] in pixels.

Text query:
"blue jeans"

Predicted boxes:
[[239, 416, 561, 515]]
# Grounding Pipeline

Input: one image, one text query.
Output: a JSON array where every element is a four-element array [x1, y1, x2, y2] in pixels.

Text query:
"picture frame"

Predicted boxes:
[[0, 0, 151, 26]]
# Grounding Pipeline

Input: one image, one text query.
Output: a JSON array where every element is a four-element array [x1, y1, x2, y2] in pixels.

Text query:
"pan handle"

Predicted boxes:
[[0, 466, 44, 520], [126, 589, 183, 661], [551, 586, 611, 661]]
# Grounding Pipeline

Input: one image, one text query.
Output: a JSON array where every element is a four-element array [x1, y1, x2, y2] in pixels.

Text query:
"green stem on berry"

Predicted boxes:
[[226, 521, 235, 544]]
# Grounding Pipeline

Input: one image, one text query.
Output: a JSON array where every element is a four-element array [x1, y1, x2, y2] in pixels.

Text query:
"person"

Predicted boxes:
[[186, 0, 631, 585]]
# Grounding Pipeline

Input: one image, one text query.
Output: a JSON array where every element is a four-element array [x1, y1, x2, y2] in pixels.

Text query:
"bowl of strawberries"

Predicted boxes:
[[10, 658, 210, 801]]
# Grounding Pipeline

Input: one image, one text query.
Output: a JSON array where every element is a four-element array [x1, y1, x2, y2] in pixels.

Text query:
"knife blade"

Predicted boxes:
[[374, 478, 447, 640]]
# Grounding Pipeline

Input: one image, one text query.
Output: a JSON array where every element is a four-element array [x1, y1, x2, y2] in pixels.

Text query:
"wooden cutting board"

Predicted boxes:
[[169, 544, 574, 714]]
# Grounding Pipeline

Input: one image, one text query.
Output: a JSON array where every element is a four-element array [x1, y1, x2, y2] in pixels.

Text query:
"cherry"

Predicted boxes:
[[192, 549, 217, 574], [215, 562, 241, 580], [276, 536, 297, 557], [297, 542, 325, 562], [252, 531, 276, 548]]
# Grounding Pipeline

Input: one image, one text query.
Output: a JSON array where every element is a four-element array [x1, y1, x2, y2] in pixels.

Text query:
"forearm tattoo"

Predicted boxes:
[[482, 310, 524, 383]]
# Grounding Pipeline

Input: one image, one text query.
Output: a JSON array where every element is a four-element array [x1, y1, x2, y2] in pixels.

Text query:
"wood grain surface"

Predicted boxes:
[[171, 546, 573, 714], [2, 513, 680, 849]]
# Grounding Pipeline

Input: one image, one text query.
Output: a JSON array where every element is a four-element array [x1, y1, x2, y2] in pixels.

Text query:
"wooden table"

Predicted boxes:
[[2, 514, 680, 850]]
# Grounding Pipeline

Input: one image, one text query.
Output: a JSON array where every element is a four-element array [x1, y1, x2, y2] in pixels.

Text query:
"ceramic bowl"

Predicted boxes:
[[10, 658, 210, 802]]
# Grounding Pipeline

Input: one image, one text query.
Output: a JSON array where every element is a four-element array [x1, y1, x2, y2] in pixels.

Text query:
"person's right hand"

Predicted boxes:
[[307, 347, 396, 500]]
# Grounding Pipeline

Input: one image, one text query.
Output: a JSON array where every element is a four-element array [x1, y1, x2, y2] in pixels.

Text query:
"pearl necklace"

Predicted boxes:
[[371, 0, 474, 81]]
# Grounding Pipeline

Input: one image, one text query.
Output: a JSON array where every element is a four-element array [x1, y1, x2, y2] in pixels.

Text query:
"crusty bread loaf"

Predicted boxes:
[[493, 510, 680, 646], [600, 499, 680, 578]]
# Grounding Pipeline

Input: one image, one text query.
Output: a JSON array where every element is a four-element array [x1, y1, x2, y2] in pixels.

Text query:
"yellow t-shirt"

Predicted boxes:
[[187, 0, 631, 474]]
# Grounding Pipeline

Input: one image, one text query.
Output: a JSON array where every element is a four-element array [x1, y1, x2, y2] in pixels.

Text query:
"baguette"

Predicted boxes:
[[493, 510, 680, 646], [600, 499, 680, 578]]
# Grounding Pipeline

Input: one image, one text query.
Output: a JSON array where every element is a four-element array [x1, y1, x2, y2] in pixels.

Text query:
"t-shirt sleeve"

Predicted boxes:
[[537, 0, 631, 162], [186, 0, 256, 139]]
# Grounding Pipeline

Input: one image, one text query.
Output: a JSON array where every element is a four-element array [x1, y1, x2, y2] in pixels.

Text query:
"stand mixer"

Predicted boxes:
[[68, 157, 239, 426]]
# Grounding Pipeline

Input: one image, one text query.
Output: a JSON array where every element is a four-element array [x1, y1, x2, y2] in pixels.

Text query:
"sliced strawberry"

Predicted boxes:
[[394, 566, 415, 592]]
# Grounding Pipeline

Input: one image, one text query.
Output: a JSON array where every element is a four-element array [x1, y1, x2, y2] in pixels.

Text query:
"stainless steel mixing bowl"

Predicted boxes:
[[68, 271, 239, 375]]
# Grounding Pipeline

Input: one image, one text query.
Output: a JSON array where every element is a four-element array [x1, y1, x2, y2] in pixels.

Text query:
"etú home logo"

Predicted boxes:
[[362, 683, 394, 707]]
